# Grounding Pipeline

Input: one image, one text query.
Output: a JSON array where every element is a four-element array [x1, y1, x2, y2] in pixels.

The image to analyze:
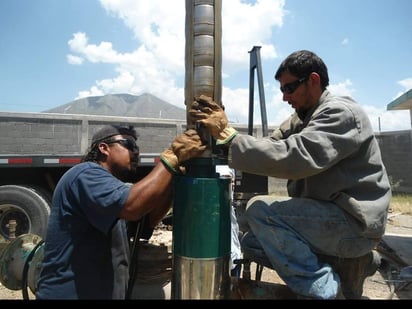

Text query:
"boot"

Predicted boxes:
[[317, 250, 381, 299]]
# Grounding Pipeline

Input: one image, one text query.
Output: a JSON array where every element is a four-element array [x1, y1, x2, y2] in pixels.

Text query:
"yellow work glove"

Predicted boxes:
[[189, 95, 238, 145], [160, 129, 206, 173]]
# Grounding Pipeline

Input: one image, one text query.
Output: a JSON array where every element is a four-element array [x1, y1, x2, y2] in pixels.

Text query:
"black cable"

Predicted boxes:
[[125, 216, 146, 300]]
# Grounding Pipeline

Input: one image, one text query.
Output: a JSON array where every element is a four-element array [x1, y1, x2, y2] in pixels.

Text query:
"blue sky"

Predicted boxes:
[[1, 0, 411, 132]]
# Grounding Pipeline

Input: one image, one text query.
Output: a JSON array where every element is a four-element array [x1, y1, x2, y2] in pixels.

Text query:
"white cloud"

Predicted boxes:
[[393, 78, 412, 99], [68, 32, 123, 64], [66, 0, 410, 132], [399, 78, 412, 89], [328, 79, 354, 97], [77, 86, 104, 98], [66, 54, 83, 65], [67, 0, 285, 112]]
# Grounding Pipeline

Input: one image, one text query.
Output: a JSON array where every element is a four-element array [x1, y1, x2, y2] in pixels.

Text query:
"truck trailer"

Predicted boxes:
[[0, 111, 190, 240], [0, 111, 264, 241]]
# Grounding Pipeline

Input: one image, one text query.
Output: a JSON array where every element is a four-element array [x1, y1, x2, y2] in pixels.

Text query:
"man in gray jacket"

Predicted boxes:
[[187, 50, 391, 299]]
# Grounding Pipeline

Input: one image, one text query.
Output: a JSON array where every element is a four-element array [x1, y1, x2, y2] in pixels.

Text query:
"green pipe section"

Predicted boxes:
[[173, 175, 231, 258]]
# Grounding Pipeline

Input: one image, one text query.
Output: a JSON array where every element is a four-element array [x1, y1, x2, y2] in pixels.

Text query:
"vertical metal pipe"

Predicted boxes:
[[172, 0, 230, 300], [172, 176, 231, 299], [185, 0, 222, 128]]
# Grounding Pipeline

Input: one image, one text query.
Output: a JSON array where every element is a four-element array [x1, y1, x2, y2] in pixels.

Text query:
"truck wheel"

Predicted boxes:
[[0, 185, 50, 239]]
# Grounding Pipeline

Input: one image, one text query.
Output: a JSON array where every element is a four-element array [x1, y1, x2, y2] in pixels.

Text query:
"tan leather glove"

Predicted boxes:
[[160, 148, 179, 173], [189, 95, 238, 145], [160, 129, 206, 173]]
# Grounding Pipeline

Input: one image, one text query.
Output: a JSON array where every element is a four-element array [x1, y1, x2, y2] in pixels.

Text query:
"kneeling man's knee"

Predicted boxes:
[[245, 195, 267, 218]]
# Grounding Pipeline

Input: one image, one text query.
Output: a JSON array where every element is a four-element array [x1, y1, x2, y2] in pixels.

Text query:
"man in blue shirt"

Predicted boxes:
[[36, 125, 205, 299]]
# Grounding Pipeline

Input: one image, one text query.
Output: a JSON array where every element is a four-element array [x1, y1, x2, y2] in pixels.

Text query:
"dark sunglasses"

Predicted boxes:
[[106, 139, 138, 152], [280, 76, 309, 94]]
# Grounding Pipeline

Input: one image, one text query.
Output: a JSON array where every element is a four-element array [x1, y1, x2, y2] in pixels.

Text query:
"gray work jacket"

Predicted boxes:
[[229, 90, 391, 239]]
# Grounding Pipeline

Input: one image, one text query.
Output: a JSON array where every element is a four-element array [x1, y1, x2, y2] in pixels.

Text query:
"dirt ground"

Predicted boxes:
[[1, 221, 411, 300]]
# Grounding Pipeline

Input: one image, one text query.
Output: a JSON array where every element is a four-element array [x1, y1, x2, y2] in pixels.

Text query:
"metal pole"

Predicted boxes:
[[171, 0, 231, 299]]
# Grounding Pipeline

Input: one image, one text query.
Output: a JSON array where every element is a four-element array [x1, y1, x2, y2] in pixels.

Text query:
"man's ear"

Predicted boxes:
[[98, 143, 111, 156], [309, 72, 321, 86]]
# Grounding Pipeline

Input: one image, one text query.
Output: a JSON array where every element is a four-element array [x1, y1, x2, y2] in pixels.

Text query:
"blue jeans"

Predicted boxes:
[[240, 195, 376, 299]]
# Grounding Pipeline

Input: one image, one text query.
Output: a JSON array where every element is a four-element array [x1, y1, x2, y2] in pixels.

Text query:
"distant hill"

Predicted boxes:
[[44, 93, 186, 120]]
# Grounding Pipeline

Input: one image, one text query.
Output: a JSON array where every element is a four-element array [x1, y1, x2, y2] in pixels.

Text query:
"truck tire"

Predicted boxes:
[[0, 185, 50, 239]]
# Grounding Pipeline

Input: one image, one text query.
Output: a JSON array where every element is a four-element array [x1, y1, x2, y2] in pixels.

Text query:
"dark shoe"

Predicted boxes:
[[231, 263, 242, 277], [317, 250, 381, 299], [335, 287, 345, 300]]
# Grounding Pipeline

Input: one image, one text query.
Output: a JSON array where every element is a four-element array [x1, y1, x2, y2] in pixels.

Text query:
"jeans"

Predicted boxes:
[[240, 195, 376, 299]]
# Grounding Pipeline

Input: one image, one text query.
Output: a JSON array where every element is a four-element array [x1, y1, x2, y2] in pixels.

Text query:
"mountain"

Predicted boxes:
[[44, 93, 186, 120]]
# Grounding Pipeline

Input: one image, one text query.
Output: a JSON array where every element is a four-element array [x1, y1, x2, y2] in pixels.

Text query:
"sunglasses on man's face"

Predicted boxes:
[[106, 139, 139, 152], [280, 76, 309, 94]]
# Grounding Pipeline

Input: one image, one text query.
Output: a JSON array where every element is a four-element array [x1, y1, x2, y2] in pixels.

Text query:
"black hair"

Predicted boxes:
[[274, 50, 329, 91]]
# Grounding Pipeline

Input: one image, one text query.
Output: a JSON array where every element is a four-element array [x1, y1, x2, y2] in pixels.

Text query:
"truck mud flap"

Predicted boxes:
[[0, 185, 50, 239]]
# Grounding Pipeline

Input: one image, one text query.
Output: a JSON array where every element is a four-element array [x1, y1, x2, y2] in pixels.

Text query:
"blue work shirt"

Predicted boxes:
[[36, 162, 131, 299]]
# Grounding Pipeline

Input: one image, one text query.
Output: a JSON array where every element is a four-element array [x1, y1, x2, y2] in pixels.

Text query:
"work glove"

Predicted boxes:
[[189, 95, 238, 145], [160, 129, 206, 173]]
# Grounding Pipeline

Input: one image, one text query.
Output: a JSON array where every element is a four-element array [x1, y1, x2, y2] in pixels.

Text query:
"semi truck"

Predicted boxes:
[[0, 111, 183, 240]]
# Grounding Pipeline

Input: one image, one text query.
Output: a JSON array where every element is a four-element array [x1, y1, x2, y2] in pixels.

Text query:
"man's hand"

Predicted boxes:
[[189, 95, 237, 145], [160, 129, 206, 173], [172, 129, 206, 162]]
